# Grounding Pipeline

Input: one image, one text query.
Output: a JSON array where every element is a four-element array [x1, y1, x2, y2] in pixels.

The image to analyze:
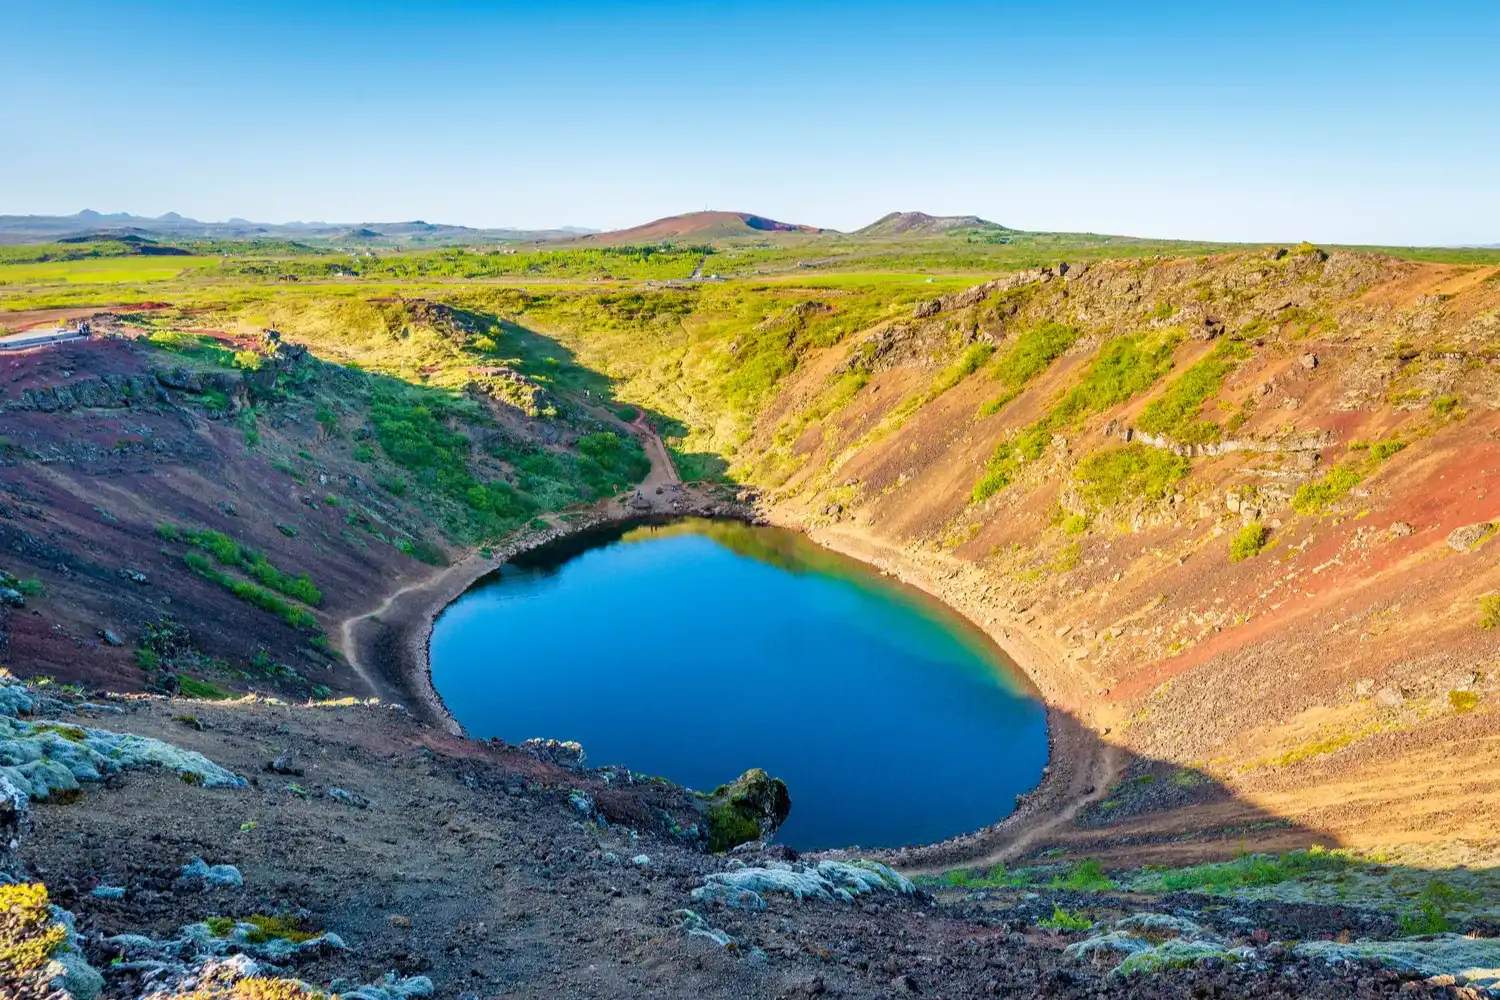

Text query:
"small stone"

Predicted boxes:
[[1388, 521, 1414, 538], [1376, 687, 1405, 710], [1299, 352, 1319, 369], [90, 886, 125, 900], [178, 858, 243, 889], [267, 753, 303, 776], [389, 914, 413, 929], [630, 854, 651, 867], [100, 630, 124, 647]]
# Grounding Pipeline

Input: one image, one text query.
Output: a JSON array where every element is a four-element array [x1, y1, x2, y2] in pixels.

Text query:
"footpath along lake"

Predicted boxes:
[[430, 518, 1047, 850]]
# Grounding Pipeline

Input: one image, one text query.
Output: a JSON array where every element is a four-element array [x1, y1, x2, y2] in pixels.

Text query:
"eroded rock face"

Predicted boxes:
[[702, 767, 791, 852]]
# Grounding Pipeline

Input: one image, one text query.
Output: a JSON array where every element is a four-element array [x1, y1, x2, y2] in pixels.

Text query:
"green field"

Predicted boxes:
[[0, 256, 220, 285]]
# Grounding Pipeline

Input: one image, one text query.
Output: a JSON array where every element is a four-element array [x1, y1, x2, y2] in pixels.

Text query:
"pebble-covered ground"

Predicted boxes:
[[3, 683, 1495, 999]]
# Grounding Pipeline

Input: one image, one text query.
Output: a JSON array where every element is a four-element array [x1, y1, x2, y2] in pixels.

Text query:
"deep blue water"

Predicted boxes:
[[429, 518, 1048, 850]]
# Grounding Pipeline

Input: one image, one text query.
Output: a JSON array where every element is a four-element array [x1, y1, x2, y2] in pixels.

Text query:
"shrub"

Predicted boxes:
[[1038, 904, 1093, 931], [1061, 513, 1091, 535], [1480, 595, 1500, 629], [156, 522, 180, 541], [1397, 881, 1472, 936], [233, 350, 263, 371], [1073, 445, 1189, 510], [1433, 394, 1460, 417], [1292, 463, 1365, 514], [353, 443, 375, 462], [13, 578, 42, 597], [1294, 438, 1407, 515], [1230, 522, 1269, 562]]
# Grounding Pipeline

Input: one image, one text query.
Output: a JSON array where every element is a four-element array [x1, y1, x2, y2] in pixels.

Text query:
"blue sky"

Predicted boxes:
[[4, 1, 1498, 244]]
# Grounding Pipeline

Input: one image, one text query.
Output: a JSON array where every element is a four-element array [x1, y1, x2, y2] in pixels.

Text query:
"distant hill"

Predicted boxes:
[[856, 211, 1009, 238], [585, 211, 825, 246], [0, 211, 591, 247]]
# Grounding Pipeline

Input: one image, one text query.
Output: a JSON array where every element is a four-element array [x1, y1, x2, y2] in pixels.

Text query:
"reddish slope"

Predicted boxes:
[[585, 211, 824, 245]]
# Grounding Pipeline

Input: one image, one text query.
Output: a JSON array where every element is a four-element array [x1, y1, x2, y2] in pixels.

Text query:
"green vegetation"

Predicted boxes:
[[171, 527, 322, 605], [1053, 859, 1116, 891], [1398, 881, 1476, 936], [1131, 848, 1354, 894], [977, 321, 1080, 417], [704, 803, 761, 854], [183, 551, 319, 631], [0, 883, 67, 981], [1230, 522, 1270, 562], [1292, 438, 1407, 515], [1037, 904, 1093, 931], [177, 676, 232, 700], [1136, 340, 1249, 443], [1449, 690, 1480, 713], [974, 331, 1181, 502], [1072, 444, 1189, 510]]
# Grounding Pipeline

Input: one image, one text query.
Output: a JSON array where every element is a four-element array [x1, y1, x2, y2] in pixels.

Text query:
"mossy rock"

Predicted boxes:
[[702, 767, 791, 853]]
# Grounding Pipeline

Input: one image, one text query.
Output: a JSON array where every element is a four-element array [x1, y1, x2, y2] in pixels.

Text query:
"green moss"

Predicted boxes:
[[205, 916, 235, 937], [242, 913, 318, 944], [32, 723, 88, 742], [705, 802, 762, 853]]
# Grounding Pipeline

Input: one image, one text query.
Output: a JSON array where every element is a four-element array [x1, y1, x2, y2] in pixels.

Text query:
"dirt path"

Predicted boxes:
[[337, 568, 450, 699], [631, 411, 680, 491]]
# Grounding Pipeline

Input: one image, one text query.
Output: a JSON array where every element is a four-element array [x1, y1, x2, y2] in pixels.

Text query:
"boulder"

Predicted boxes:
[[1447, 522, 1494, 552], [702, 767, 791, 852]]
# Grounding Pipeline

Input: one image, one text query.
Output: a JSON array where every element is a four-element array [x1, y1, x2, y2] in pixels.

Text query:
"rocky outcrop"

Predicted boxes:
[[0, 681, 247, 802], [702, 767, 791, 851], [911, 266, 1065, 318]]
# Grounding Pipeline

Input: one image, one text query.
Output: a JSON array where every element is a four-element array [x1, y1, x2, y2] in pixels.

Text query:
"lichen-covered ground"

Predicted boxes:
[[3, 680, 1495, 999]]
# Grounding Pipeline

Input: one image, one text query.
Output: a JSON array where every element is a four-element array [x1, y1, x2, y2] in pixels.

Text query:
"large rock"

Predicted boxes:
[[702, 767, 790, 852], [1447, 522, 1494, 552]]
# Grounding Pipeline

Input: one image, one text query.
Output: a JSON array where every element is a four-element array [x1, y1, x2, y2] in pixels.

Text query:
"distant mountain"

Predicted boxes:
[[0, 211, 591, 247], [585, 211, 825, 246], [856, 211, 1009, 238]]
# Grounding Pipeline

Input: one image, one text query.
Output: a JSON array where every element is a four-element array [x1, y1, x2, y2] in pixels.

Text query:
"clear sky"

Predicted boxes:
[[4, 1, 1498, 244]]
